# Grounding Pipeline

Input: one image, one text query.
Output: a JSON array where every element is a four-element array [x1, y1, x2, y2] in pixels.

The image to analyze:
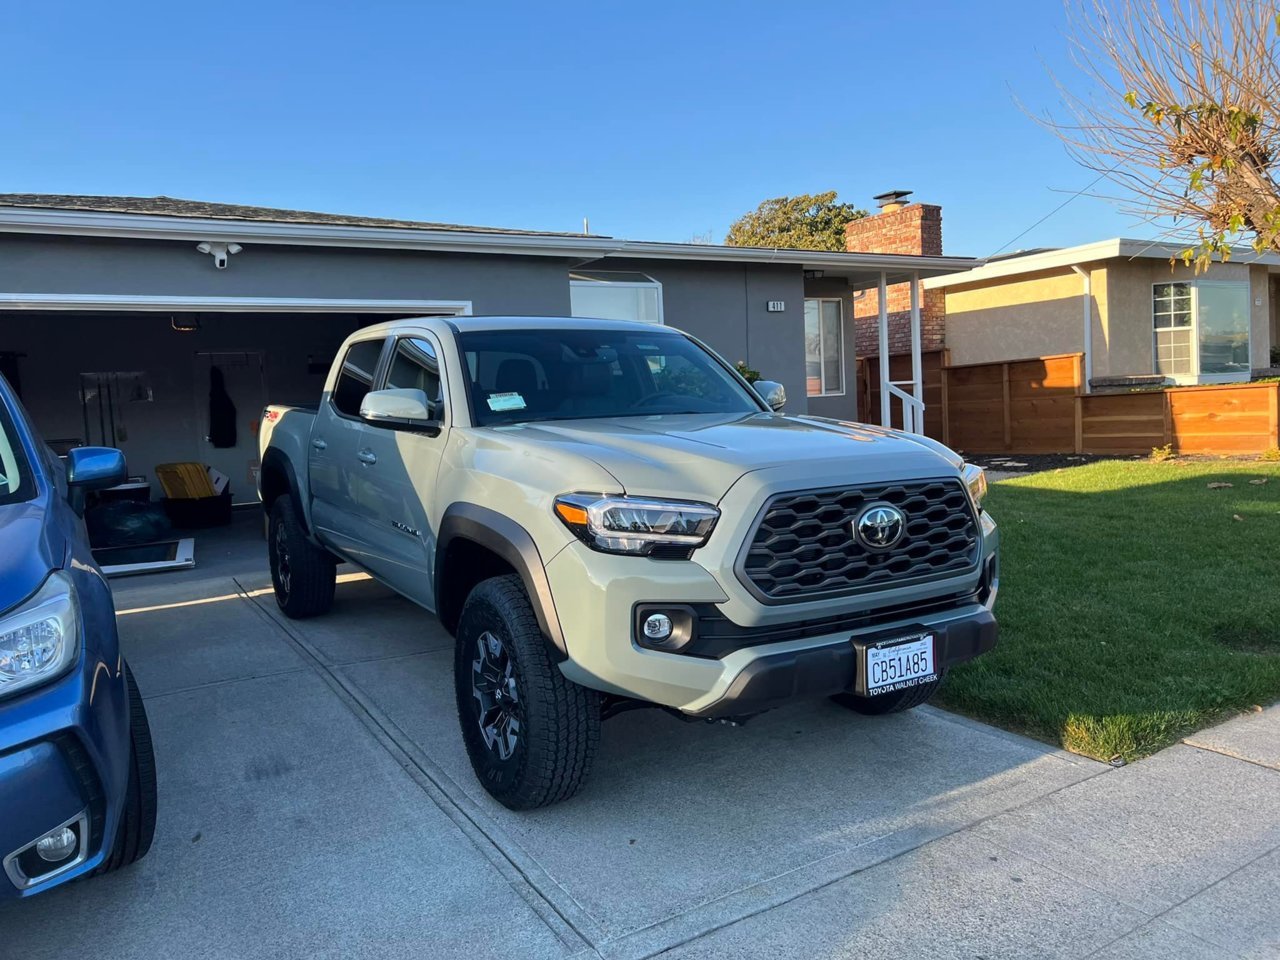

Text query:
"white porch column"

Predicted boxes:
[[878, 271, 891, 427], [1070, 264, 1093, 392], [909, 270, 923, 405]]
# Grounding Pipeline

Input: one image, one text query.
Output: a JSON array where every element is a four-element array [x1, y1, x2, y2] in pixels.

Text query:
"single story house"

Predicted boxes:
[[924, 239, 1280, 389], [0, 195, 976, 499]]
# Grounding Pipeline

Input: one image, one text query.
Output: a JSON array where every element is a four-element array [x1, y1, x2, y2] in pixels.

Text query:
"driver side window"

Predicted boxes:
[[385, 336, 445, 419]]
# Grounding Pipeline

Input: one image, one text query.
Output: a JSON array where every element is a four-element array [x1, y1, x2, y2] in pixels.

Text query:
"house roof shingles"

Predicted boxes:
[[0, 193, 603, 239]]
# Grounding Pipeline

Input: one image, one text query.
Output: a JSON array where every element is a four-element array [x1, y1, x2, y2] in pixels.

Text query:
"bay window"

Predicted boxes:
[[1153, 281, 1251, 380]]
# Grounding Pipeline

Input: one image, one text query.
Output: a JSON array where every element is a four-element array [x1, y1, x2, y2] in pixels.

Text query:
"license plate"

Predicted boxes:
[[864, 634, 936, 695]]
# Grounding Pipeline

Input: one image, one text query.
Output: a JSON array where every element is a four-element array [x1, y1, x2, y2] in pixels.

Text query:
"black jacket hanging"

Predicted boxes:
[[208, 366, 237, 448]]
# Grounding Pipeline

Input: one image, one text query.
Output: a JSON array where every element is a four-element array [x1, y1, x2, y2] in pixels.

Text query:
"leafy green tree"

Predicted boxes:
[[725, 191, 866, 251]]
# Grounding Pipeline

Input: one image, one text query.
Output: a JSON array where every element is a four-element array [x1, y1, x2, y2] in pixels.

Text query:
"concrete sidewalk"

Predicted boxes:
[[1, 517, 1276, 959]]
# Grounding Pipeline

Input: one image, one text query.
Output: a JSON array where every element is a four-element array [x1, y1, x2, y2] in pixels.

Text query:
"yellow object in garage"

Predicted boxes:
[[155, 462, 218, 500]]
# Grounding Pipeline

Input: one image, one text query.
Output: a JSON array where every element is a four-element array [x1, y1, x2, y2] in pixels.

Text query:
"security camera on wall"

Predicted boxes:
[[195, 241, 243, 269]]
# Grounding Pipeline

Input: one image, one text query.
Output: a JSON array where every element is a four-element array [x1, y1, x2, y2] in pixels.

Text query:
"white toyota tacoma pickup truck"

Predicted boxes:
[[259, 316, 998, 808]]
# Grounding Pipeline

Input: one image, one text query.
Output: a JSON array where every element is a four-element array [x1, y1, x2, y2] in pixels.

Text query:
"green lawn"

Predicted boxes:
[[936, 458, 1280, 762]]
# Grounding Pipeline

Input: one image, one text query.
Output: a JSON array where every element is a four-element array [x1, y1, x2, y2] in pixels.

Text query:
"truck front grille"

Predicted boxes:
[[739, 479, 980, 602]]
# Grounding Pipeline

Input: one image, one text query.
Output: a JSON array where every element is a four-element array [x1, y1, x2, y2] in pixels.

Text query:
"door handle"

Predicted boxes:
[[357, 449, 378, 466], [311, 438, 327, 451]]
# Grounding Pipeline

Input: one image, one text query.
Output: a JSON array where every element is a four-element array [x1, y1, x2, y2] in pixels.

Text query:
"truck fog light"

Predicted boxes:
[[643, 613, 674, 642], [35, 826, 77, 863]]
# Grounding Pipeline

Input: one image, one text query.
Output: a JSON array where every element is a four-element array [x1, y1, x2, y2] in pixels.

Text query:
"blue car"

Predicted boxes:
[[0, 374, 156, 898]]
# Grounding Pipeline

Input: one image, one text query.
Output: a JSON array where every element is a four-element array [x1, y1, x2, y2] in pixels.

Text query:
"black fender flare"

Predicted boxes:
[[259, 447, 309, 535], [435, 503, 568, 661]]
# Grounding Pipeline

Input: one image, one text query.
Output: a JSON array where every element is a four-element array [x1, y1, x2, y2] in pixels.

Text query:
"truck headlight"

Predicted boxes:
[[554, 494, 719, 556], [962, 463, 988, 509], [0, 572, 81, 700]]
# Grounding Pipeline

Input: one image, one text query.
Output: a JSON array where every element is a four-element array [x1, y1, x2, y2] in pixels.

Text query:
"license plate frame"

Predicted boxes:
[[851, 628, 937, 697]]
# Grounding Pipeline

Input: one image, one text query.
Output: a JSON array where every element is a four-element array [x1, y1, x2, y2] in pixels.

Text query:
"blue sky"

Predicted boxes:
[[0, 0, 1144, 257]]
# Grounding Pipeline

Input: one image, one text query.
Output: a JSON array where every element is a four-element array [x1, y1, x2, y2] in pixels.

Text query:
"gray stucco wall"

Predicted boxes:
[[0, 238, 815, 494], [0, 236, 811, 408], [0, 234, 575, 316], [594, 258, 808, 414]]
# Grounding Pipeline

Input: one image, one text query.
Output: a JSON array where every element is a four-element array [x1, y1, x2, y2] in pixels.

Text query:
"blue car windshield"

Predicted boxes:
[[0, 397, 32, 506], [457, 328, 763, 426]]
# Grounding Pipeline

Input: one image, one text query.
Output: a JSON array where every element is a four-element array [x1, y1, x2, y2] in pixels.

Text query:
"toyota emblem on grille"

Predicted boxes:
[[854, 503, 906, 550]]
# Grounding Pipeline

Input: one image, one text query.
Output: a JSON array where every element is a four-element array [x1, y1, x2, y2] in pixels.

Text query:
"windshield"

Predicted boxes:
[[457, 328, 764, 426], [0, 392, 33, 506]]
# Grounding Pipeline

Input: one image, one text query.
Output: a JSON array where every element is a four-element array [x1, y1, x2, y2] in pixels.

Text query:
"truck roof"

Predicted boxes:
[[356, 315, 681, 337]]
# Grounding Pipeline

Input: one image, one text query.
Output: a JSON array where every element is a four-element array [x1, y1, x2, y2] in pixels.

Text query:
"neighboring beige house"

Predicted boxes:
[[925, 239, 1280, 387]]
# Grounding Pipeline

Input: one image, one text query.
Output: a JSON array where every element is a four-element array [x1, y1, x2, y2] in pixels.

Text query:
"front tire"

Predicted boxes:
[[830, 670, 947, 715], [268, 497, 335, 619], [454, 575, 601, 810], [95, 664, 157, 875]]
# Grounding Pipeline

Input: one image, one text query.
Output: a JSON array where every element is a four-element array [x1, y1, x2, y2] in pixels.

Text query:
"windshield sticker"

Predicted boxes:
[[487, 392, 527, 412]]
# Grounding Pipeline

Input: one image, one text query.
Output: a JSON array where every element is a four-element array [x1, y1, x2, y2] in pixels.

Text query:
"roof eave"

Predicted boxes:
[[925, 236, 1280, 289], [0, 206, 621, 258], [0, 205, 981, 277]]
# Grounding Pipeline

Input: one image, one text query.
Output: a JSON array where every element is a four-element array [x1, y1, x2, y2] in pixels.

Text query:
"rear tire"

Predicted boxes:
[[830, 669, 947, 716], [454, 575, 600, 810], [95, 664, 157, 874], [268, 497, 335, 619]]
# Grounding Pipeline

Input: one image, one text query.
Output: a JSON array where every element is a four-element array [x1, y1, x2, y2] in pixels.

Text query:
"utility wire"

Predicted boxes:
[[987, 161, 1128, 259]]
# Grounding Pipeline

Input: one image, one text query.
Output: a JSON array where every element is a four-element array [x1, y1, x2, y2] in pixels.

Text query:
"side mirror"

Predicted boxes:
[[66, 446, 127, 490], [66, 446, 127, 516], [754, 380, 786, 412], [360, 389, 441, 434]]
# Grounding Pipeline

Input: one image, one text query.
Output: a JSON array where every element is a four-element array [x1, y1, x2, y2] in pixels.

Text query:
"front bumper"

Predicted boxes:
[[547, 509, 999, 715], [0, 651, 129, 899], [687, 607, 996, 718]]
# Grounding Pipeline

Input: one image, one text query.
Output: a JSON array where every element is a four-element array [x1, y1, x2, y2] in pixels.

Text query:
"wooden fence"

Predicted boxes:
[[1079, 381, 1280, 455], [942, 354, 1084, 454], [854, 349, 1280, 456]]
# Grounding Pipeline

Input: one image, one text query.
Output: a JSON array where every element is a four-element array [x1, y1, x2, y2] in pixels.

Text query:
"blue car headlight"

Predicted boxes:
[[0, 572, 81, 700]]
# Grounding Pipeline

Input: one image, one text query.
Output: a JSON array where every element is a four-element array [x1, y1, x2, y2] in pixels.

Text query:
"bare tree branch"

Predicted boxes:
[[1043, 0, 1280, 267]]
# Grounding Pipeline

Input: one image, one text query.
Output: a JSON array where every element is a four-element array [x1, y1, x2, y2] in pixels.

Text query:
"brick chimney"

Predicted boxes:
[[844, 190, 946, 356]]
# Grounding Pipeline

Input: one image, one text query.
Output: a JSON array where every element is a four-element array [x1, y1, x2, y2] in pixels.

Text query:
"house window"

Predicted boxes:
[[1153, 281, 1250, 379], [804, 298, 844, 396], [570, 272, 663, 324], [1152, 282, 1193, 376]]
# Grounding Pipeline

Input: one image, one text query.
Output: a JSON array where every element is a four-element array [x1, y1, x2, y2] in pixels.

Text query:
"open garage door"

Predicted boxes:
[[0, 301, 469, 505]]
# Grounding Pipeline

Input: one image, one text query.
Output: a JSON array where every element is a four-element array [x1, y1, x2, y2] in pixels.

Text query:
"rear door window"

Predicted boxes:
[[331, 339, 386, 417]]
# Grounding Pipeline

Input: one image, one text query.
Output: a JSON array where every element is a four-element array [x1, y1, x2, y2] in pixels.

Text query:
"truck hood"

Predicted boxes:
[[493, 413, 963, 502], [0, 496, 63, 615]]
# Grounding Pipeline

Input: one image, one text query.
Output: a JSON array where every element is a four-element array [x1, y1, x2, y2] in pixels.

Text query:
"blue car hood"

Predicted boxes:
[[0, 497, 62, 615]]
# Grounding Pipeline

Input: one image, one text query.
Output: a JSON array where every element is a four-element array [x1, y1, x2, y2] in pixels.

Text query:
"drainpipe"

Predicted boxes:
[[1070, 265, 1093, 393]]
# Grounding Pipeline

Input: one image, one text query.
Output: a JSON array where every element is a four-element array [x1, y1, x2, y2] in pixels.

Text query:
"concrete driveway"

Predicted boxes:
[[3, 515, 1277, 959]]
